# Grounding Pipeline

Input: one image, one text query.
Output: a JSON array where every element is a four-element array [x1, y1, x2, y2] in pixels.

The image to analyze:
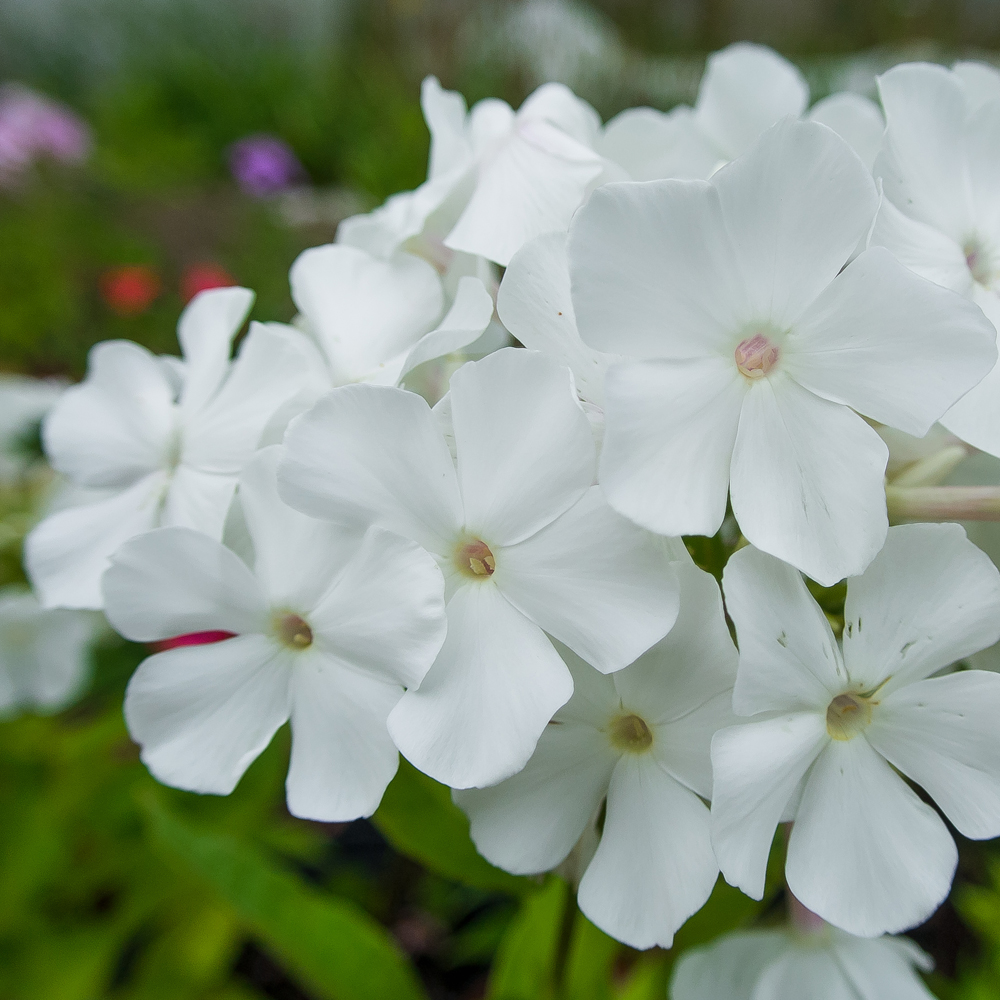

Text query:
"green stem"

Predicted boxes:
[[886, 485, 1000, 522], [551, 879, 577, 998]]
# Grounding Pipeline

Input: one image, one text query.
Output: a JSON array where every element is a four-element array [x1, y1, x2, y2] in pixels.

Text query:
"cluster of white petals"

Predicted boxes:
[[23, 41, 1000, 994]]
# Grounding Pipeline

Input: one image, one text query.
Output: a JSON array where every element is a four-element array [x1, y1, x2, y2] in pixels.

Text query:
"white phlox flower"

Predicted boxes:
[[598, 42, 885, 182], [337, 76, 606, 267], [0, 586, 100, 716], [711, 523, 1000, 937], [277, 241, 494, 395], [0, 375, 65, 481], [278, 347, 683, 789], [670, 924, 935, 1000], [102, 447, 447, 822], [24, 287, 314, 610], [567, 117, 996, 585], [871, 61, 1000, 457], [454, 561, 737, 950]]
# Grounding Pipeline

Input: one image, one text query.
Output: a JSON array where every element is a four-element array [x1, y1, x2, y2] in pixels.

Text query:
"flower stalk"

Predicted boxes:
[[886, 484, 1000, 522]]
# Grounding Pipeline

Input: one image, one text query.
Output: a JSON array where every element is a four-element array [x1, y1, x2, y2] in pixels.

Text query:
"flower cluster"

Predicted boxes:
[[22, 42, 1000, 994]]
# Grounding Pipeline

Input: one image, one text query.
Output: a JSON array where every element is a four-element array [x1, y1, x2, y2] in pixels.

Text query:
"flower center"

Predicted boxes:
[[825, 692, 873, 741], [735, 333, 780, 379], [964, 236, 996, 287], [274, 612, 313, 649], [454, 538, 496, 578], [607, 713, 653, 753]]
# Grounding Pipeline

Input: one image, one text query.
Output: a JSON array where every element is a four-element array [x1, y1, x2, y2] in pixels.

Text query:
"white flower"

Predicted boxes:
[[281, 242, 494, 391], [598, 42, 884, 181], [455, 561, 736, 950], [712, 523, 1000, 937], [102, 447, 446, 822], [24, 287, 312, 609], [670, 925, 934, 1000], [0, 375, 65, 481], [278, 348, 682, 788], [338, 76, 605, 267], [872, 61, 1000, 457], [0, 586, 99, 716], [567, 117, 995, 585]]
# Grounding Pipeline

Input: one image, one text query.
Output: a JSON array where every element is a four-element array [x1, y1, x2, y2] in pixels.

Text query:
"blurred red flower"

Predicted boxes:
[[151, 630, 236, 653], [100, 265, 161, 316], [181, 262, 237, 303]]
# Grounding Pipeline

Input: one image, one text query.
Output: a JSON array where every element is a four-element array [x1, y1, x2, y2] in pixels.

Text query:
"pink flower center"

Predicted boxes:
[[735, 333, 780, 379], [455, 538, 496, 577], [274, 612, 313, 649]]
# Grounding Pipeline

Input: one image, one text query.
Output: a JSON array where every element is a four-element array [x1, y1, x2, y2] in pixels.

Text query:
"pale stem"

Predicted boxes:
[[787, 888, 826, 934], [886, 485, 1000, 522]]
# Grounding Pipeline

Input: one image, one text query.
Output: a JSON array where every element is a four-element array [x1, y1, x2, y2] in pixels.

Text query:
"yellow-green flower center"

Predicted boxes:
[[454, 538, 496, 578], [608, 713, 653, 753], [274, 612, 313, 650]]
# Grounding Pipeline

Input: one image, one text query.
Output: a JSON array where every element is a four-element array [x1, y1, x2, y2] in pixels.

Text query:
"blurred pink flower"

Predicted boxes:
[[228, 133, 306, 196], [0, 84, 90, 184]]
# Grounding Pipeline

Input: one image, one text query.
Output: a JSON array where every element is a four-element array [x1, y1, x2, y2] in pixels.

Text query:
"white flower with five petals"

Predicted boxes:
[[278, 348, 682, 789], [25, 287, 313, 609], [568, 118, 995, 584], [455, 561, 736, 950], [711, 523, 1000, 937], [103, 447, 446, 822]]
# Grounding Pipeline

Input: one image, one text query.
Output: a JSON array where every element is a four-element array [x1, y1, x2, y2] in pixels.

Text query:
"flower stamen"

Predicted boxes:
[[608, 713, 653, 753], [455, 538, 496, 578], [274, 612, 313, 649], [735, 333, 780, 379]]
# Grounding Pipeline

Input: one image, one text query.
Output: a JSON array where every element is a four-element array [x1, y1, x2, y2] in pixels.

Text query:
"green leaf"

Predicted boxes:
[[143, 796, 427, 1000], [487, 877, 568, 1000], [563, 913, 619, 1000], [373, 759, 531, 896]]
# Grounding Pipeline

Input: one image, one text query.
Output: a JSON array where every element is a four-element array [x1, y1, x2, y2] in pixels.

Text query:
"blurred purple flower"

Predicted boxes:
[[0, 84, 90, 184], [228, 133, 306, 197]]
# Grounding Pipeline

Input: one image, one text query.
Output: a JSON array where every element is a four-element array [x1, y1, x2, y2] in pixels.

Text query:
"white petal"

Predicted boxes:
[[712, 119, 878, 330], [386, 580, 573, 789], [868, 670, 1000, 839], [182, 322, 314, 473], [518, 82, 602, 148], [451, 349, 595, 545], [723, 543, 845, 715], [103, 526, 267, 641], [286, 655, 401, 821], [842, 522, 1000, 693], [710, 713, 829, 899], [578, 755, 718, 950], [290, 244, 443, 382], [787, 736, 956, 937], [754, 947, 858, 1000], [807, 92, 885, 170], [178, 287, 255, 416], [278, 384, 463, 555], [422, 75, 471, 180], [398, 275, 494, 381], [310, 525, 446, 690], [940, 286, 1000, 456], [236, 446, 364, 611], [25, 472, 166, 609], [568, 179, 747, 358], [454, 717, 616, 875], [497, 486, 679, 673], [875, 63, 974, 237], [44, 340, 175, 488], [124, 635, 291, 795], [445, 119, 603, 266], [785, 247, 996, 436], [599, 357, 746, 537], [869, 195, 971, 293], [832, 933, 936, 999], [669, 930, 789, 1000], [730, 373, 889, 586], [954, 60, 1000, 111], [597, 106, 720, 182], [496, 232, 619, 408], [694, 43, 809, 160], [962, 102, 1000, 248], [161, 465, 236, 539]]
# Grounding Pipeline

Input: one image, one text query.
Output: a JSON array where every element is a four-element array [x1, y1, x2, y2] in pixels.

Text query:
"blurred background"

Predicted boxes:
[[3, 2, 1000, 999]]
